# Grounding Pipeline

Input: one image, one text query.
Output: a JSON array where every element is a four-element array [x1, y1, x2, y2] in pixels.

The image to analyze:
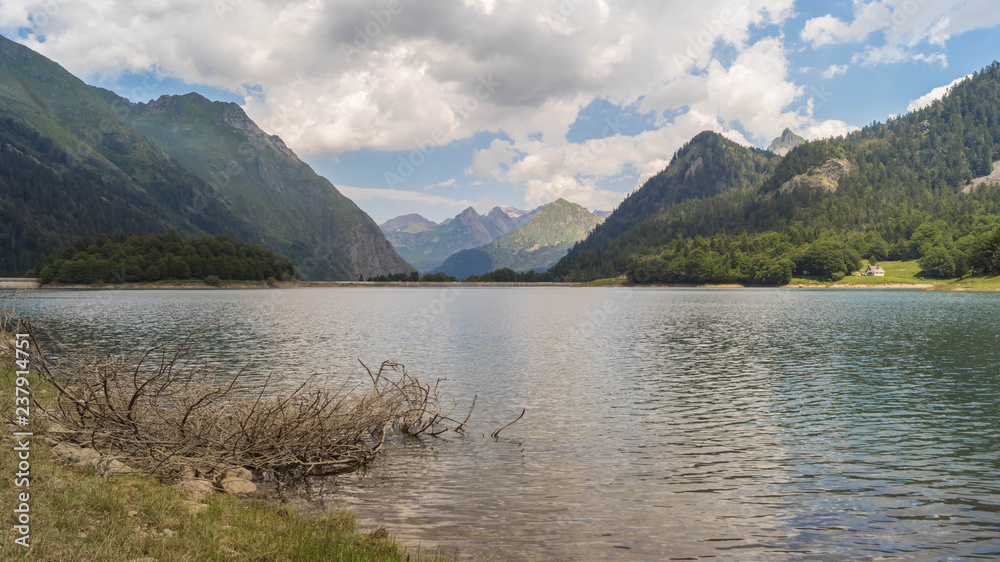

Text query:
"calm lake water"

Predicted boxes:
[[14, 287, 1000, 560]]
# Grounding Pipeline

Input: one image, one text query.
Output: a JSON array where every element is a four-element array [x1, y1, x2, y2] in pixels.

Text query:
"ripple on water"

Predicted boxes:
[[16, 288, 1000, 560]]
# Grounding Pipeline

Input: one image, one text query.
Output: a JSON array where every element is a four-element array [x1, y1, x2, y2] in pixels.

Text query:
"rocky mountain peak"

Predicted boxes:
[[767, 128, 806, 156]]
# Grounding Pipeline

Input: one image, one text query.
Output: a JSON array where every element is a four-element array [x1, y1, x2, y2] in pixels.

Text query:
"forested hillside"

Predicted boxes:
[[0, 34, 411, 280], [30, 232, 294, 284], [548, 62, 1000, 283]]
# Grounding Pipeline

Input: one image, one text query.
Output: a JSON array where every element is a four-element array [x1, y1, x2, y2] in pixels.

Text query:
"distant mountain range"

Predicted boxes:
[[434, 199, 603, 279], [381, 202, 610, 273], [380, 205, 542, 271], [0, 34, 411, 279]]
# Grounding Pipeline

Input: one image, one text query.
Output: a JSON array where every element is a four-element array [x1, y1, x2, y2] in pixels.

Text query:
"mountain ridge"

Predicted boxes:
[[380, 204, 541, 271], [434, 199, 603, 279], [547, 61, 1000, 282], [0, 34, 412, 279]]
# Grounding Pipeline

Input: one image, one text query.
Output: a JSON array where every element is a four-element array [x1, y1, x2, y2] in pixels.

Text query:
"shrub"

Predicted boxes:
[[831, 271, 846, 282], [204, 275, 221, 286], [918, 246, 956, 278], [143, 264, 161, 282], [754, 259, 793, 285], [799, 239, 858, 278], [39, 265, 55, 284], [20, 323, 472, 480]]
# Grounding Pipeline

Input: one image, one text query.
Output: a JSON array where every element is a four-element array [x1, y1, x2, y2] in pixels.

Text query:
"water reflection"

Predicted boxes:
[[15, 288, 1000, 560]]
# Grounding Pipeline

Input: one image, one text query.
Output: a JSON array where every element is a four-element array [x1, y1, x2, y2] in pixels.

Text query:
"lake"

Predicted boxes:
[[14, 287, 1000, 560]]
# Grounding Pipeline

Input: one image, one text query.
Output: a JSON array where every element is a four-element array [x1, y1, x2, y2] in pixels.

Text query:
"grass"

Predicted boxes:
[[0, 368, 439, 561], [586, 261, 1000, 290], [579, 276, 628, 287], [794, 260, 1000, 291]]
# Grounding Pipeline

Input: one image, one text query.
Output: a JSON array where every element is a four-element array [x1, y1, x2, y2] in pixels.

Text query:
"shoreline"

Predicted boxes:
[[0, 367, 435, 561], [18, 276, 1000, 292], [21, 281, 994, 291]]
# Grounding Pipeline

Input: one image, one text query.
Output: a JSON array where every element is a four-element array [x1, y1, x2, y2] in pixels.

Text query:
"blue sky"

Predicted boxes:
[[4, 1, 1000, 223]]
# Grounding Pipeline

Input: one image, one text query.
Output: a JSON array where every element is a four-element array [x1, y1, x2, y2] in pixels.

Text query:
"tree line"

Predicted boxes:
[[30, 232, 295, 284]]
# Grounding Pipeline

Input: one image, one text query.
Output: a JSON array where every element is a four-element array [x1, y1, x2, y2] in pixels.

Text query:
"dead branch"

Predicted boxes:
[[491, 409, 525, 439], [5, 320, 476, 481]]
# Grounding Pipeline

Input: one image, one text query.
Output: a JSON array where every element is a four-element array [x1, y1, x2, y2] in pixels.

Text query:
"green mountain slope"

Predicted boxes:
[[101, 91, 412, 280], [547, 131, 777, 280], [0, 110, 174, 273], [549, 61, 1000, 282], [435, 199, 602, 279], [0, 36, 260, 241], [0, 34, 411, 279]]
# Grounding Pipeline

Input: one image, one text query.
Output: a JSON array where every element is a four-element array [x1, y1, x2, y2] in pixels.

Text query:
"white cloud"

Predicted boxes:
[[523, 176, 625, 211], [906, 74, 972, 113], [467, 139, 521, 179], [423, 178, 457, 190], [801, 4, 891, 47], [0, 0, 801, 154], [801, 1, 1000, 68], [822, 64, 849, 79], [461, 33, 858, 209], [699, 38, 803, 139], [336, 186, 475, 209], [2, 0, 988, 215], [802, 120, 858, 141]]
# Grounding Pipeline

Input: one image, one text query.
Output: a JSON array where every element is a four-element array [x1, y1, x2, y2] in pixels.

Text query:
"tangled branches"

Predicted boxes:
[[19, 321, 474, 481]]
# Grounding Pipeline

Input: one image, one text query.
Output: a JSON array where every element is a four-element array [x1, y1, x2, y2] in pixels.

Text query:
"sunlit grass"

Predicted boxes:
[[0, 368, 439, 562], [579, 276, 628, 287]]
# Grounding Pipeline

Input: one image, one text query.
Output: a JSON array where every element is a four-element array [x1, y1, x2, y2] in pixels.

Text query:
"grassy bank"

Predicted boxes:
[[584, 260, 1000, 290], [0, 370, 436, 561], [793, 260, 1000, 290]]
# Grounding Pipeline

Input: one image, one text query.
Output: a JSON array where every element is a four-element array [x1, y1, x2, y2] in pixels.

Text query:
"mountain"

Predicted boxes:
[[548, 61, 1000, 282], [767, 128, 806, 156], [0, 34, 411, 279], [381, 205, 539, 271], [546, 131, 777, 280], [106, 90, 413, 280], [435, 199, 603, 279], [380, 214, 436, 232]]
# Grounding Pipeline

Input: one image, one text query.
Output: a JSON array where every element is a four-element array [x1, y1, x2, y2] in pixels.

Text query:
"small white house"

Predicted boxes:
[[863, 265, 885, 276]]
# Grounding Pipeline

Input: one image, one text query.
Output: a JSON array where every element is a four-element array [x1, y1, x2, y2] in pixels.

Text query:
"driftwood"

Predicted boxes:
[[491, 409, 525, 438], [11, 319, 474, 481]]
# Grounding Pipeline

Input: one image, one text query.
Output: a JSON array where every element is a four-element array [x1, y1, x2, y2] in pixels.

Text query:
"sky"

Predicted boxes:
[[3, 1, 1000, 224]]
